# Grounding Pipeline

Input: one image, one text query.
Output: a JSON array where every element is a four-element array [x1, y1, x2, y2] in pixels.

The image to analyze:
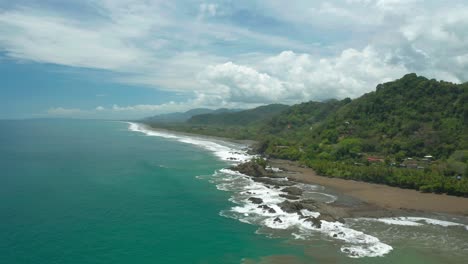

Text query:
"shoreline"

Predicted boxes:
[[138, 122, 468, 217], [133, 122, 257, 147], [270, 159, 468, 217], [131, 122, 468, 258]]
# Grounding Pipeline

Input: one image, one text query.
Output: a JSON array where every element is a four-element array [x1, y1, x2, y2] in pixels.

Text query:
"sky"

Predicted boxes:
[[1, 0, 467, 119]]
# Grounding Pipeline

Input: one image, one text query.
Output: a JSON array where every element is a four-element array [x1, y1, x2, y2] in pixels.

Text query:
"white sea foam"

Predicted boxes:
[[406, 217, 467, 228], [360, 217, 424, 226], [212, 169, 393, 258], [266, 166, 282, 172], [300, 209, 320, 218], [360, 217, 468, 229], [127, 122, 253, 163], [127, 122, 393, 258]]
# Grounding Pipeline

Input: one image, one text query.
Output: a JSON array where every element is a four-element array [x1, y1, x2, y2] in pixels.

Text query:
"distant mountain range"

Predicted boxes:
[[187, 104, 289, 126]]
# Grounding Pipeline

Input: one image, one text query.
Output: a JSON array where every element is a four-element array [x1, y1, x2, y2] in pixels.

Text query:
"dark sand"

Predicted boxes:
[[139, 124, 468, 216], [270, 159, 468, 216]]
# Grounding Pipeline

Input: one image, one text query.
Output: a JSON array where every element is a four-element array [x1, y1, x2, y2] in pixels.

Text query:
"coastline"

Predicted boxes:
[[132, 122, 257, 146], [130, 122, 468, 259], [270, 159, 468, 216], [138, 122, 468, 217]]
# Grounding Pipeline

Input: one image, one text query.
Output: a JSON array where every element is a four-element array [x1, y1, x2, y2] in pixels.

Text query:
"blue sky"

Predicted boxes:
[[1, 0, 467, 119]]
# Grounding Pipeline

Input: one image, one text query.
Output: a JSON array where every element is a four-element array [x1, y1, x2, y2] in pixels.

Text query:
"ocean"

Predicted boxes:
[[1, 119, 467, 263]]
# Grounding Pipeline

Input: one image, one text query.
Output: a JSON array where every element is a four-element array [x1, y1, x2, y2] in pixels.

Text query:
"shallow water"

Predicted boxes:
[[1, 119, 466, 263]]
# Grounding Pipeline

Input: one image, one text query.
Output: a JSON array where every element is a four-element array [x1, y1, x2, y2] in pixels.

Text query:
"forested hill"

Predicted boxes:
[[187, 104, 289, 126], [142, 73, 468, 196], [293, 73, 467, 160], [258, 99, 349, 136], [143, 108, 239, 123], [257, 74, 467, 195]]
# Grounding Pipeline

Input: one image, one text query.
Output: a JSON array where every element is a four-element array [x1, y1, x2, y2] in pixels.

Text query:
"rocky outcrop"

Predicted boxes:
[[304, 217, 322, 228], [258, 204, 276, 213], [273, 217, 283, 223], [281, 186, 303, 196], [233, 160, 350, 226], [230, 161, 271, 177], [252, 177, 295, 187], [279, 194, 301, 200], [278, 200, 305, 213], [248, 197, 263, 204]]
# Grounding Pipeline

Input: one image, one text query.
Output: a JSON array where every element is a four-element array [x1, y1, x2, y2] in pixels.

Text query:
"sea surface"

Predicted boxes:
[[1, 119, 467, 263]]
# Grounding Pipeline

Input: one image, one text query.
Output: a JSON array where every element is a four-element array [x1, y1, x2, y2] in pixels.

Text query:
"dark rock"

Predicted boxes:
[[301, 199, 318, 204], [252, 177, 295, 187], [279, 194, 301, 200], [317, 213, 336, 222], [281, 186, 303, 196], [333, 233, 338, 238], [258, 204, 276, 213], [298, 200, 319, 211], [273, 217, 283, 223], [316, 213, 345, 223], [278, 200, 304, 213], [248, 197, 263, 204], [230, 161, 271, 177], [304, 217, 322, 228]]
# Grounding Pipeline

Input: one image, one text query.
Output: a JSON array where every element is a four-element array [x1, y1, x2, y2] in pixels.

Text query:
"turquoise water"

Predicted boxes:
[[1, 120, 467, 264], [0, 120, 301, 263]]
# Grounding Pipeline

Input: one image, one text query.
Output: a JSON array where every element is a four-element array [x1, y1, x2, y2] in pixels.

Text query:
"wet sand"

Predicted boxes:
[[139, 123, 468, 216], [270, 159, 468, 216]]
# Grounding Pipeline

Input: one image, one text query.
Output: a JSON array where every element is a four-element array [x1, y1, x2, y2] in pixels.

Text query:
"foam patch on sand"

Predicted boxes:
[[357, 216, 468, 231], [360, 217, 468, 229]]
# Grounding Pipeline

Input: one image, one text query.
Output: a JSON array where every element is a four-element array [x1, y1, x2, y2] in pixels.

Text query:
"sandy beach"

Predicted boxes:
[[270, 159, 468, 216], [142, 124, 468, 216]]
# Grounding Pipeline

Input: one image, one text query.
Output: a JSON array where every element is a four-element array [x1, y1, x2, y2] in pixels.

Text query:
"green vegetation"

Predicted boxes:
[[143, 73, 468, 196], [188, 104, 289, 126]]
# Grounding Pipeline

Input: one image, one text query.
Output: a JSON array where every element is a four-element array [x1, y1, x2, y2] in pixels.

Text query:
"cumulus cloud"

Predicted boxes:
[[200, 47, 409, 103], [1, 0, 468, 118], [198, 62, 285, 103]]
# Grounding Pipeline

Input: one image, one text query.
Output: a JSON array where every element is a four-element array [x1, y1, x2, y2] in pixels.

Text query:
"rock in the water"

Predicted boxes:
[[304, 217, 322, 228], [317, 213, 344, 223], [248, 197, 263, 204], [278, 200, 304, 213], [279, 194, 301, 200], [230, 161, 270, 177], [281, 186, 303, 196], [273, 217, 283, 223], [258, 204, 276, 213], [252, 177, 295, 187]]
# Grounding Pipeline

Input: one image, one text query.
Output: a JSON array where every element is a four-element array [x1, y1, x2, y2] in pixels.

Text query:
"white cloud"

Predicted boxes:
[[2, 1, 468, 118], [198, 62, 285, 103], [0, 9, 150, 70], [199, 47, 409, 104]]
